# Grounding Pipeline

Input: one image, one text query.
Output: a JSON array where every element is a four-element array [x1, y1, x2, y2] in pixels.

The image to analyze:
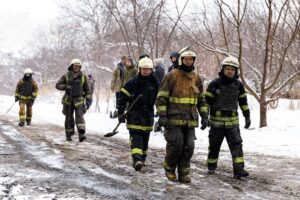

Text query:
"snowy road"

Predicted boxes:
[[0, 115, 299, 199]]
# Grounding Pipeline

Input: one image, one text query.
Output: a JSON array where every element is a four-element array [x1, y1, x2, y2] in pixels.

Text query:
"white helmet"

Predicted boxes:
[[68, 58, 82, 71], [24, 68, 33, 74], [222, 56, 239, 68], [178, 46, 196, 66], [70, 59, 82, 66], [138, 57, 153, 69]]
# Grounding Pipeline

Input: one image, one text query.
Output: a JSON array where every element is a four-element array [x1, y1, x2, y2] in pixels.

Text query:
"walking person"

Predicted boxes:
[[204, 56, 251, 179], [56, 59, 92, 142], [153, 58, 166, 86], [15, 68, 38, 126], [156, 46, 209, 183], [117, 57, 159, 171], [168, 51, 179, 72]]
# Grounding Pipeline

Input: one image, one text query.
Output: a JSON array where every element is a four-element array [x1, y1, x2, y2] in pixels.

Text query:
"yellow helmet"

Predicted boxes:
[[138, 57, 153, 69], [178, 46, 196, 66], [222, 56, 239, 68]]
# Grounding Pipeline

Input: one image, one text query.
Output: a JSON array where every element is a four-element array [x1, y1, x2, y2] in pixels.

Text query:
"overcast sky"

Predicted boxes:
[[0, 0, 58, 52]]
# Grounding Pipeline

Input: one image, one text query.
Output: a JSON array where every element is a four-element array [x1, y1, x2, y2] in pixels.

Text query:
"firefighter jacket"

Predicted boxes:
[[15, 77, 38, 102], [111, 64, 138, 93], [55, 71, 91, 108], [118, 73, 159, 132], [205, 76, 250, 128], [156, 69, 208, 127]]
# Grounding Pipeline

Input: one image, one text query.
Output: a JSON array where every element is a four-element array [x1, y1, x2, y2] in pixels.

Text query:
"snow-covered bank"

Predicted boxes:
[[1, 94, 299, 158]]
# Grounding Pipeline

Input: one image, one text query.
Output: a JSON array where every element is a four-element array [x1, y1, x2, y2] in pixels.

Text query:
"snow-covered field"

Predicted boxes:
[[1, 93, 299, 159]]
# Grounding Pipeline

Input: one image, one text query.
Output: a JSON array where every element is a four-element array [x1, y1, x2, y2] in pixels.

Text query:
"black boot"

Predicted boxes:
[[79, 130, 86, 142], [133, 161, 143, 171], [18, 122, 25, 127], [26, 121, 31, 126], [234, 169, 249, 179]]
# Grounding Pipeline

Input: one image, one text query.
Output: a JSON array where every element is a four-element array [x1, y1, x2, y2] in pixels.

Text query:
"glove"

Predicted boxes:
[[15, 96, 19, 102], [158, 116, 168, 128], [65, 85, 72, 96], [244, 117, 251, 129], [85, 98, 92, 110], [118, 114, 126, 123], [200, 118, 209, 130]]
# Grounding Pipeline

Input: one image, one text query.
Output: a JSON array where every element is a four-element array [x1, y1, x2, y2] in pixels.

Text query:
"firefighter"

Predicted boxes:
[[56, 59, 92, 142], [204, 56, 251, 179], [117, 57, 159, 171], [15, 68, 38, 126], [156, 47, 209, 183]]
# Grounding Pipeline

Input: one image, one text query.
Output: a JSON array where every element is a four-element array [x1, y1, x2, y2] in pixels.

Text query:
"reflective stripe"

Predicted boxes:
[[205, 91, 214, 98], [169, 97, 197, 104], [26, 116, 32, 120], [157, 91, 169, 98], [65, 128, 74, 133], [168, 119, 198, 127], [163, 161, 175, 171], [77, 123, 85, 129], [157, 106, 167, 112], [19, 115, 26, 121], [74, 101, 84, 107], [210, 116, 239, 122], [241, 105, 249, 111], [19, 96, 33, 100], [239, 93, 247, 98], [81, 75, 85, 86], [200, 105, 209, 113], [66, 75, 69, 82], [207, 158, 218, 164], [127, 124, 153, 131], [120, 88, 131, 97], [132, 148, 143, 155], [32, 92, 38, 97], [233, 157, 244, 164], [178, 167, 190, 174]]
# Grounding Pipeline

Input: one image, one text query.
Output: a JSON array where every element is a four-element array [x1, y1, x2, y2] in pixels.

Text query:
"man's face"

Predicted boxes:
[[171, 56, 177, 62], [122, 58, 127, 64], [140, 67, 151, 76], [223, 66, 236, 78], [182, 56, 194, 67], [73, 64, 81, 72]]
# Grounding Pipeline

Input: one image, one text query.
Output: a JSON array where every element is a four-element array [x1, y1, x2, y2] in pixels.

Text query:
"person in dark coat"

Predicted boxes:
[[117, 57, 159, 171], [204, 56, 251, 179], [153, 58, 166, 86], [168, 51, 179, 72], [56, 59, 92, 142]]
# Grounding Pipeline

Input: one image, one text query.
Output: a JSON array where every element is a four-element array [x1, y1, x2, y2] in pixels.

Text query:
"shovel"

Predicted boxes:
[[104, 94, 142, 137]]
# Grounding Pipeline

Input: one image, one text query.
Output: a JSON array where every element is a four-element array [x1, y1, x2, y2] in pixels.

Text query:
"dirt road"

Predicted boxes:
[[0, 116, 299, 199]]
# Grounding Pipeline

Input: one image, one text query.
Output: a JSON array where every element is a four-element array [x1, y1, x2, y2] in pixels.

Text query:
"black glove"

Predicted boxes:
[[65, 85, 72, 96], [244, 117, 251, 129], [85, 98, 92, 110], [200, 118, 209, 130], [15, 96, 19, 102], [118, 114, 126, 123], [158, 116, 168, 128]]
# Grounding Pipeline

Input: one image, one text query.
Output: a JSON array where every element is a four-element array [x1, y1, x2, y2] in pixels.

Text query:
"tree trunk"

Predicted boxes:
[[259, 101, 267, 127]]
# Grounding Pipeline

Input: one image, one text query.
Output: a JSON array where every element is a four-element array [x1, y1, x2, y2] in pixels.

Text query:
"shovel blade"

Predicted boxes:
[[104, 131, 119, 137]]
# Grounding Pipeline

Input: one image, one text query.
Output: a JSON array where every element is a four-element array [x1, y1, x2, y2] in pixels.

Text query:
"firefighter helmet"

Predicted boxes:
[[138, 57, 153, 69], [68, 59, 82, 71], [24, 68, 33, 74], [178, 46, 196, 66], [222, 56, 239, 68]]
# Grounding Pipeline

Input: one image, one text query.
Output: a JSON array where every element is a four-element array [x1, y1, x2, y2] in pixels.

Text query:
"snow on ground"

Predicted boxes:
[[1, 93, 299, 159]]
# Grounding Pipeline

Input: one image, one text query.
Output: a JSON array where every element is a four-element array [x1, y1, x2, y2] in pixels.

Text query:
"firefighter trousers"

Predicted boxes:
[[19, 101, 33, 123], [164, 126, 195, 176], [129, 130, 150, 164], [207, 127, 245, 172], [63, 103, 86, 137]]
